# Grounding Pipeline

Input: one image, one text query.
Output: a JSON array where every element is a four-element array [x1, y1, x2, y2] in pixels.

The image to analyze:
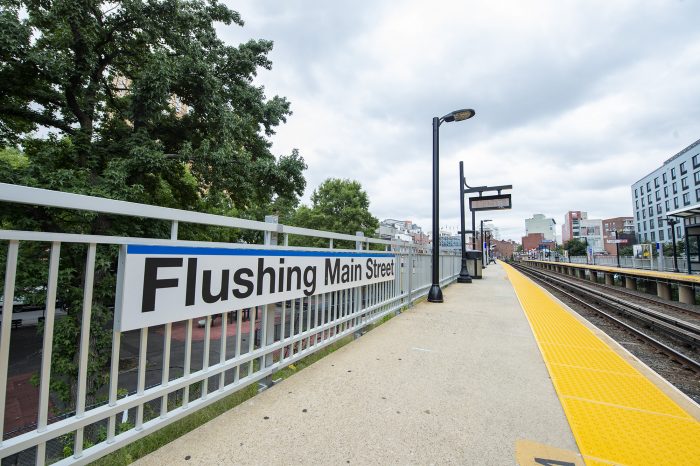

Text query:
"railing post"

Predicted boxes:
[[408, 244, 414, 307], [260, 215, 279, 389], [355, 231, 364, 339]]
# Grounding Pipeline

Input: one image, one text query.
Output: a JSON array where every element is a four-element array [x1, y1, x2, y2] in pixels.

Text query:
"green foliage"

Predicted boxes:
[[618, 245, 633, 256], [662, 240, 686, 255], [0, 0, 306, 412], [1, 1, 306, 215], [290, 178, 379, 248], [0, 146, 27, 168], [563, 238, 587, 256]]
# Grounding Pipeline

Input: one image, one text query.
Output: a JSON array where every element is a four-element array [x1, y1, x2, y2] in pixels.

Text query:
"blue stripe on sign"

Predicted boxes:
[[127, 244, 395, 258]]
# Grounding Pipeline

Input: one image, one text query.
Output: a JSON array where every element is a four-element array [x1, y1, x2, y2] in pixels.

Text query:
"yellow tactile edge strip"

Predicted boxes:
[[502, 262, 700, 466], [525, 259, 700, 284]]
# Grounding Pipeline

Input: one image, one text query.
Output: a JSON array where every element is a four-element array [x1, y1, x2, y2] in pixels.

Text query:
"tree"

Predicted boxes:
[[0, 0, 305, 217], [291, 178, 379, 248], [0, 0, 306, 413], [563, 238, 587, 256]]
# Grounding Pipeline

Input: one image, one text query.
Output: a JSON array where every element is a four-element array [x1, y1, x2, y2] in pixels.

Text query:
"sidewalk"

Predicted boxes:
[[135, 263, 578, 465]]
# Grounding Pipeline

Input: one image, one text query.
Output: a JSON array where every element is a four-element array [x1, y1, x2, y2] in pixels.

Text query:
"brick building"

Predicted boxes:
[[602, 217, 636, 255], [490, 239, 517, 260], [522, 233, 545, 252]]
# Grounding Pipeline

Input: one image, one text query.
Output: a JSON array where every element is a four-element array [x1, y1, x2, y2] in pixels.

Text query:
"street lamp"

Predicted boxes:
[[458, 161, 472, 283], [429, 108, 476, 303], [607, 228, 621, 268], [665, 217, 680, 273], [480, 219, 492, 267]]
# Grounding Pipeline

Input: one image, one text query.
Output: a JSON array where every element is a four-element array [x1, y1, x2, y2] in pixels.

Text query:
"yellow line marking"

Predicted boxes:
[[502, 262, 700, 466], [515, 439, 585, 466], [560, 395, 698, 422]]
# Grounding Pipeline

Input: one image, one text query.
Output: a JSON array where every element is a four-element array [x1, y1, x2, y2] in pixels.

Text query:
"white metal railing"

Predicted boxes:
[[0, 183, 460, 465], [536, 254, 690, 273]]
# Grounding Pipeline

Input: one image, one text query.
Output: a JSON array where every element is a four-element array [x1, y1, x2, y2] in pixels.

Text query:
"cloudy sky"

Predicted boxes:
[[219, 0, 700, 241]]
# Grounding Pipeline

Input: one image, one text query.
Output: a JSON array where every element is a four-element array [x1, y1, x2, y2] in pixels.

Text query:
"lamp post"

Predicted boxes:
[[480, 219, 492, 267], [486, 231, 493, 264], [429, 108, 476, 303], [458, 161, 472, 283], [665, 217, 680, 273]]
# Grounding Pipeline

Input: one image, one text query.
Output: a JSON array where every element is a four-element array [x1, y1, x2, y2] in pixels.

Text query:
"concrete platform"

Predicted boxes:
[[135, 263, 578, 465]]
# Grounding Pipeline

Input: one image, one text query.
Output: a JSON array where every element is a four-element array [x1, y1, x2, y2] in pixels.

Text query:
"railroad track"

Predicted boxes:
[[512, 263, 700, 373]]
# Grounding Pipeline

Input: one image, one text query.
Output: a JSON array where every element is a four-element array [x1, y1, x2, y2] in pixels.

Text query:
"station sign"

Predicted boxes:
[[469, 194, 512, 212], [115, 244, 396, 332]]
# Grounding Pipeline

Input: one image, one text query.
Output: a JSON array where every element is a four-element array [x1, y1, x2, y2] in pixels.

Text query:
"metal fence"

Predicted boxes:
[[540, 255, 689, 272], [0, 183, 460, 465]]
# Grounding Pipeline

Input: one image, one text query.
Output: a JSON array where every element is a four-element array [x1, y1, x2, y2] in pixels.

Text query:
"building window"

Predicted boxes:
[[650, 219, 655, 228], [674, 197, 679, 209], [659, 229, 665, 241], [635, 188, 638, 198], [649, 206, 653, 216], [677, 225, 682, 237], [644, 233, 649, 241], [684, 192, 690, 205], [682, 177, 689, 189], [642, 210, 646, 219], [664, 186, 668, 197], [663, 173, 667, 183], [694, 154, 700, 168], [673, 182, 678, 194], [696, 188, 700, 202], [638, 223, 641, 232], [695, 171, 700, 185], [635, 200, 639, 209], [655, 190, 661, 201], [665, 200, 670, 210], [651, 231, 656, 241], [657, 204, 662, 214], [643, 221, 647, 230], [654, 177, 660, 188], [647, 194, 652, 203], [672, 167, 676, 179], [681, 162, 687, 174], [642, 198, 645, 207]]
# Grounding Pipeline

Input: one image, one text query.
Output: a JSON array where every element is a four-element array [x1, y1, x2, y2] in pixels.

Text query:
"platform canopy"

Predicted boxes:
[[667, 202, 700, 219]]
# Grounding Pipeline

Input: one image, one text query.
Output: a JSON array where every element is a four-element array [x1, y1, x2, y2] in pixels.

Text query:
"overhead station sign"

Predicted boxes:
[[469, 194, 512, 212], [116, 245, 396, 332]]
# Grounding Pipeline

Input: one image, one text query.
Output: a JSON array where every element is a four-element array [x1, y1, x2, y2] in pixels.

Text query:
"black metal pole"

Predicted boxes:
[[615, 231, 620, 268], [670, 220, 679, 273], [458, 161, 472, 283], [685, 227, 692, 275], [480, 220, 485, 268], [428, 117, 443, 302], [471, 210, 476, 249], [487, 232, 492, 263]]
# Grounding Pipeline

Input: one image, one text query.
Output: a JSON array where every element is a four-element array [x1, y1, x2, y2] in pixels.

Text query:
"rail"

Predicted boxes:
[[0, 183, 460, 465]]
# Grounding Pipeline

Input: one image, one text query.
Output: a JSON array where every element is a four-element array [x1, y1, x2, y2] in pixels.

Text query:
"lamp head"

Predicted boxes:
[[442, 108, 476, 123]]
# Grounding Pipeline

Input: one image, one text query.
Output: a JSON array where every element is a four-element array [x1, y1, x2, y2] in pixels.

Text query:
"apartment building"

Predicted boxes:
[[525, 214, 556, 242], [631, 139, 700, 243], [562, 211, 586, 243]]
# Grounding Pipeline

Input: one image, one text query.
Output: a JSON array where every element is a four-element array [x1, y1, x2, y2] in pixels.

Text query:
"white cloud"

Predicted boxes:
[[220, 0, 700, 241]]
